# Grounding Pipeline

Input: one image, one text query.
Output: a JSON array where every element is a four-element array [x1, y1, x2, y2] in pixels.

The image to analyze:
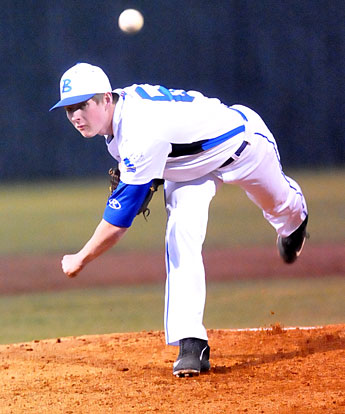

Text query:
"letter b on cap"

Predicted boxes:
[[62, 79, 72, 93]]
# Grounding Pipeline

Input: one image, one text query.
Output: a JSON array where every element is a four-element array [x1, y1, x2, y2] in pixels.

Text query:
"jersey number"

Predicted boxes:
[[135, 85, 194, 102]]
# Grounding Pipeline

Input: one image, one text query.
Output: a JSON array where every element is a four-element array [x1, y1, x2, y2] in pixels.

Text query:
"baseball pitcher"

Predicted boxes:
[[50, 63, 309, 377]]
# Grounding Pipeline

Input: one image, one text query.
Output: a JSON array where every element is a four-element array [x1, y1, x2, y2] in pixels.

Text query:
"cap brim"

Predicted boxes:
[[49, 93, 96, 111]]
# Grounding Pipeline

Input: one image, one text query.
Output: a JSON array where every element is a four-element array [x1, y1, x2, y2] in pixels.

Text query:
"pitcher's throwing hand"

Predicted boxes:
[[61, 254, 84, 278]]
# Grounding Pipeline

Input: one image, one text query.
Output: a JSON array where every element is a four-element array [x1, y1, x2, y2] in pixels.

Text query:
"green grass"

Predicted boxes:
[[204, 277, 345, 328], [1, 277, 344, 344], [0, 168, 344, 254], [0, 284, 165, 344]]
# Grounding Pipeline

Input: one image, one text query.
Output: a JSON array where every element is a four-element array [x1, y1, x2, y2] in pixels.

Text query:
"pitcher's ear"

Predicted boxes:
[[104, 92, 114, 104]]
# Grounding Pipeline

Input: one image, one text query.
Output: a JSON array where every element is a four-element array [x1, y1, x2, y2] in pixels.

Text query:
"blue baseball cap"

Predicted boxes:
[[50, 63, 112, 111]]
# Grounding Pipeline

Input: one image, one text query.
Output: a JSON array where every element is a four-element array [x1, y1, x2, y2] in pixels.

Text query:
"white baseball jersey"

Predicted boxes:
[[106, 84, 247, 184]]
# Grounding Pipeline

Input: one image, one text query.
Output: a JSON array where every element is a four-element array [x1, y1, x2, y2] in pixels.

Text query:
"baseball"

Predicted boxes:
[[118, 9, 144, 34]]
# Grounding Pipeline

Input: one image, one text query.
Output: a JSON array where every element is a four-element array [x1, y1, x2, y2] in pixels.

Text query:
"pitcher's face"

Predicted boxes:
[[65, 97, 110, 138]]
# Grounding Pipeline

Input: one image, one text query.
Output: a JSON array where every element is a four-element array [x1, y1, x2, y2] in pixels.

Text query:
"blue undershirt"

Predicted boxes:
[[103, 180, 153, 228]]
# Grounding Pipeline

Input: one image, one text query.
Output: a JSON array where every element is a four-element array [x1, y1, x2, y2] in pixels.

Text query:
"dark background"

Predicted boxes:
[[1, 0, 344, 180]]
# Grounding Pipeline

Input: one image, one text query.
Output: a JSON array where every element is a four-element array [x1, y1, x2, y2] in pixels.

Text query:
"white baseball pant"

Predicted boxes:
[[164, 105, 308, 345]]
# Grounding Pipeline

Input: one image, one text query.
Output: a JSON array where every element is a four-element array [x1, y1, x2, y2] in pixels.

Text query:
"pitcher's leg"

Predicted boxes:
[[238, 134, 309, 263], [217, 105, 308, 238], [164, 175, 220, 345], [240, 133, 307, 237]]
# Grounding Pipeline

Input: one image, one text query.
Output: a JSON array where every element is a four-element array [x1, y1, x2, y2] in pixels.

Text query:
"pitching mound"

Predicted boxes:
[[1, 325, 344, 413]]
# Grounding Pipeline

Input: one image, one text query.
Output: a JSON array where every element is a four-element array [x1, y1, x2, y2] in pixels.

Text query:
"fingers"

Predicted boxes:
[[65, 269, 79, 278]]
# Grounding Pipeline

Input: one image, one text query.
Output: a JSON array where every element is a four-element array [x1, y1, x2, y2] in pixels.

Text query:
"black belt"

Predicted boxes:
[[219, 141, 249, 168]]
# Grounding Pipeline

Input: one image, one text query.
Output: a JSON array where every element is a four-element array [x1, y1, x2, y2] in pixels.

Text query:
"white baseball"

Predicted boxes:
[[118, 9, 144, 34]]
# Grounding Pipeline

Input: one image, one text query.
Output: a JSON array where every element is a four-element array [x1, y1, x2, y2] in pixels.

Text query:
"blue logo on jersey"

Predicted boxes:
[[135, 85, 194, 102], [108, 199, 121, 210], [124, 157, 136, 173], [62, 79, 72, 93]]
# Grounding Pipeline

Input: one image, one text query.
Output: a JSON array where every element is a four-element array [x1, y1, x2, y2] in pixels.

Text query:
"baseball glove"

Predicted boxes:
[[108, 167, 164, 219], [108, 167, 121, 194]]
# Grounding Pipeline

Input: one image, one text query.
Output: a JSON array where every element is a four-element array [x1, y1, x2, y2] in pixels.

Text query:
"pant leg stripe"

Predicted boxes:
[[254, 132, 307, 215]]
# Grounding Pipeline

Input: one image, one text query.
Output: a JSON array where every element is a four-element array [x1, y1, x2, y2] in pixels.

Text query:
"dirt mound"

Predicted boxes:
[[1, 325, 344, 413]]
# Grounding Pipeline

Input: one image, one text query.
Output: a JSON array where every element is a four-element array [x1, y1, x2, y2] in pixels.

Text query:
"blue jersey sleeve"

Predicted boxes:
[[103, 180, 153, 228]]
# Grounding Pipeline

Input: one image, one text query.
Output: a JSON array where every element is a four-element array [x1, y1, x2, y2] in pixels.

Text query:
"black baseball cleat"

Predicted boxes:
[[277, 215, 309, 264], [173, 337, 210, 378]]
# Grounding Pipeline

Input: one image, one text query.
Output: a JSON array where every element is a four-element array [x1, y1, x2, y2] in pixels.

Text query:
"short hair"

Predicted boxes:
[[91, 93, 118, 104]]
